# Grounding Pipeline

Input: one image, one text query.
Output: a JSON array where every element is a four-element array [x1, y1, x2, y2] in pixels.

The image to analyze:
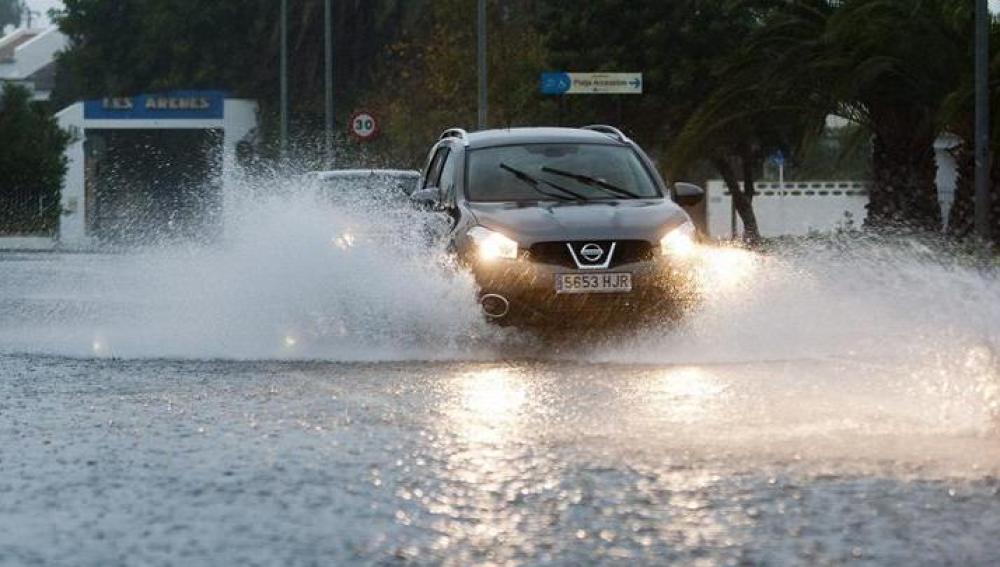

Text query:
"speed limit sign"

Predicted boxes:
[[349, 111, 379, 141]]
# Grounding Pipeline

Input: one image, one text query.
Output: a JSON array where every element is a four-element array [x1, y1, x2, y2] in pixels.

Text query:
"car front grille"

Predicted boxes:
[[526, 240, 655, 269]]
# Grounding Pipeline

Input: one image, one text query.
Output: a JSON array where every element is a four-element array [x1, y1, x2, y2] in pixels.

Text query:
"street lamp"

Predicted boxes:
[[477, 0, 487, 130], [324, 0, 334, 166], [280, 0, 289, 159], [975, 0, 991, 240]]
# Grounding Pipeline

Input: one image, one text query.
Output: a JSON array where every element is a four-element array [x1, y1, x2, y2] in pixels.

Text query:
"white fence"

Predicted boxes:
[[705, 180, 870, 239]]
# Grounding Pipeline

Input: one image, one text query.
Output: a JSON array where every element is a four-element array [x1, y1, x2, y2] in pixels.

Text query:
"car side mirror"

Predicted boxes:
[[673, 182, 705, 207], [410, 187, 440, 210]]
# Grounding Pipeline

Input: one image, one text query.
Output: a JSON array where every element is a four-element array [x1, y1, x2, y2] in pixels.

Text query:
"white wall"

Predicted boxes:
[[705, 180, 869, 239], [55, 102, 88, 248], [707, 137, 962, 239]]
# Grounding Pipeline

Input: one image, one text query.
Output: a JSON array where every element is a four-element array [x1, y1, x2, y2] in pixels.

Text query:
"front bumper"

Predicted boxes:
[[467, 255, 698, 326]]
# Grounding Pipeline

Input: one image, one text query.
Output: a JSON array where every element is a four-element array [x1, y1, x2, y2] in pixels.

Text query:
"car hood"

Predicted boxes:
[[465, 199, 691, 245]]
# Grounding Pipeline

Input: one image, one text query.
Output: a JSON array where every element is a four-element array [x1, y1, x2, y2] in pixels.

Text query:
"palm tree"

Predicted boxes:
[[681, 0, 969, 235], [824, 0, 966, 231], [669, 0, 835, 242]]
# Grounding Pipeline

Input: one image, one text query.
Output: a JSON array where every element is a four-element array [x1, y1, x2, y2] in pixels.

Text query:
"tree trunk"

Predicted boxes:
[[712, 156, 761, 243], [867, 107, 941, 231], [740, 148, 761, 244]]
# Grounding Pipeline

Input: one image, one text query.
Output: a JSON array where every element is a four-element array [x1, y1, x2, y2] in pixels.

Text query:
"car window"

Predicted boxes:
[[466, 143, 660, 202], [423, 147, 450, 189], [438, 150, 458, 206]]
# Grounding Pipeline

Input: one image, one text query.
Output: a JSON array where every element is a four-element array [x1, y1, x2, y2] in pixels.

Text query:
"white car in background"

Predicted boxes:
[[301, 168, 431, 249], [302, 169, 421, 206]]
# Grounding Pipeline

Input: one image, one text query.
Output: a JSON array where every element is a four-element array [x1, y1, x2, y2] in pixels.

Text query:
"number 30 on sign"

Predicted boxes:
[[349, 111, 379, 141]]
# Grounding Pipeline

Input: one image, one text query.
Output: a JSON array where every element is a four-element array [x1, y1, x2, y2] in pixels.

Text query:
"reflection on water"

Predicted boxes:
[[642, 366, 728, 424], [415, 364, 750, 563], [419, 366, 534, 563], [456, 367, 528, 438]]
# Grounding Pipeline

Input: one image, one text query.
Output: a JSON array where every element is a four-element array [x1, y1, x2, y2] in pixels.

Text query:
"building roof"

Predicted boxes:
[[0, 27, 67, 100], [0, 29, 42, 64]]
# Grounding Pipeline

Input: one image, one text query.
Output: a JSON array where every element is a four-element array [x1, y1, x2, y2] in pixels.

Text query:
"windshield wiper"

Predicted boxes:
[[540, 166, 642, 199], [499, 163, 588, 201]]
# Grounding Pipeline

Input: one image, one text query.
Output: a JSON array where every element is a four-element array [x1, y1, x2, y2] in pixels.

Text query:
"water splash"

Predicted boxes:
[[1, 175, 997, 372], [0, 175, 505, 360]]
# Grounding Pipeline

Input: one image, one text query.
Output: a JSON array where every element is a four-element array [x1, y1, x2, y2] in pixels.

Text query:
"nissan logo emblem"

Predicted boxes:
[[580, 243, 604, 262]]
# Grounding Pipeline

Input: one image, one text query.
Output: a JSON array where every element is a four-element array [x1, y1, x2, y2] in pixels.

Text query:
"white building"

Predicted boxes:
[[1, 28, 259, 249], [56, 92, 258, 249], [0, 26, 66, 100]]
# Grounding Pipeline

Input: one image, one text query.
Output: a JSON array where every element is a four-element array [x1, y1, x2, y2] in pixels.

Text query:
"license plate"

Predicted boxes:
[[555, 272, 632, 294]]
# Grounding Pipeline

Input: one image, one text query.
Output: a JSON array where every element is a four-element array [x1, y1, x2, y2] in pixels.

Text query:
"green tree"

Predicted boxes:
[[670, 0, 836, 241], [0, 0, 21, 30], [0, 84, 70, 234], [828, 0, 965, 231], [737, 0, 966, 232], [544, 0, 806, 242], [52, 0, 419, 156], [368, 0, 552, 165]]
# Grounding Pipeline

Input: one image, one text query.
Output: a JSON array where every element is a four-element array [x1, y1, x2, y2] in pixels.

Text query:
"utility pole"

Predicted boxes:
[[324, 0, 334, 167], [975, 0, 991, 240], [18, 1, 38, 29], [280, 0, 289, 159], [477, 0, 487, 130]]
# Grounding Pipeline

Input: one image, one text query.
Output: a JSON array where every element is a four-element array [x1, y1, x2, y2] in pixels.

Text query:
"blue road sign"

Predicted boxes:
[[541, 72, 642, 95], [540, 73, 572, 95], [770, 150, 786, 167]]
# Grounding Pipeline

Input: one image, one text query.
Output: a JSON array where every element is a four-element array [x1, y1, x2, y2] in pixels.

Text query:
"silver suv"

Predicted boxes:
[[411, 125, 704, 326]]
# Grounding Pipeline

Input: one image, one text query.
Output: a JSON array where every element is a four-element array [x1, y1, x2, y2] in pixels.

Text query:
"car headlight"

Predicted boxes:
[[660, 221, 696, 257], [468, 226, 518, 261]]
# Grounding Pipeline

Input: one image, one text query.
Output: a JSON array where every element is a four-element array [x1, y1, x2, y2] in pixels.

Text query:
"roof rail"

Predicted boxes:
[[439, 128, 470, 146], [581, 124, 630, 143]]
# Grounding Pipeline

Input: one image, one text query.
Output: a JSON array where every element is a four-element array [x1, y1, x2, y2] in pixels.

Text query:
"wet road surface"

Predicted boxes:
[[1, 243, 999, 565], [3, 355, 1000, 566]]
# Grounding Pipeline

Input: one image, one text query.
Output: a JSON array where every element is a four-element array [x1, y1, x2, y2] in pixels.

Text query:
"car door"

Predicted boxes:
[[416, 144, 456, 247]]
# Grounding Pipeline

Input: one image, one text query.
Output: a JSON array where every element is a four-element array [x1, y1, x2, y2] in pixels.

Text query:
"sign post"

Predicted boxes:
[[279, 0, 288, 158], [324, 0, 334, 166], [771, 151, 786, 234], [477, 0, 487, 130]]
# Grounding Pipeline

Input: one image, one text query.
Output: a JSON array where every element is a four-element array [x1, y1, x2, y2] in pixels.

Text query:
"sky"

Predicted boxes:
[[22, 0, 63, 27]]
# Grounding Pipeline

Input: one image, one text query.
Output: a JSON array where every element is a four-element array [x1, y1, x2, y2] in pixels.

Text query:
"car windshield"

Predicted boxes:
[[466, 143, 660, 202]]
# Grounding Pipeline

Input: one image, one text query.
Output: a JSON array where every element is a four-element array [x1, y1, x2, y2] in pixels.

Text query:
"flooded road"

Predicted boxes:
[[3, 355, 1000, 565], [1, 223, 998, 564]]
